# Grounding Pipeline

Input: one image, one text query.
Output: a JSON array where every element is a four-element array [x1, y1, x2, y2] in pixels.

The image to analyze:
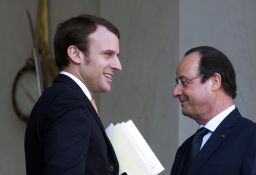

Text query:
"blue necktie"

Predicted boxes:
[[190, 127, 209, 161], [183, 127, 209, 175]]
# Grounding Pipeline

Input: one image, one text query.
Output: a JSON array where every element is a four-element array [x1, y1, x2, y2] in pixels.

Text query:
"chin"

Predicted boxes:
[[182, 109, 192, 117], [98, 82, 112, 93], [101, 86, 111, 93], [103, 89, 111, 93]]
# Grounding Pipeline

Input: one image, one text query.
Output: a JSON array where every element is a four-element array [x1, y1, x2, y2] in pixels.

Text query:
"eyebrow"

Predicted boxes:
[[102, 50, 120, 57], [177, 75, 187, 79]]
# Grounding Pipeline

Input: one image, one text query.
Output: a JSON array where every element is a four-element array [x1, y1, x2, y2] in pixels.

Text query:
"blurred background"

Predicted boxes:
[[0, 0, 255, 174]]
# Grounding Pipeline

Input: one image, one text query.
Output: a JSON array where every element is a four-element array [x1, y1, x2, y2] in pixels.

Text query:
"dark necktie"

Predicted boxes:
[[190, 127, 209, 161], [183, 127, 209, 175]]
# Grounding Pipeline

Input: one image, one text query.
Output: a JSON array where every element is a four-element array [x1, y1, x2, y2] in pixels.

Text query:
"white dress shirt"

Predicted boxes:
[[60, 71, 92, 100], [199, 105, 236, 149]]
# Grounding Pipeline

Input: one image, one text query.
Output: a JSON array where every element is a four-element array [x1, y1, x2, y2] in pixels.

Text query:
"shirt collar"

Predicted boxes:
[[60, 71, 92, 100], [200, 105, 236, 132]]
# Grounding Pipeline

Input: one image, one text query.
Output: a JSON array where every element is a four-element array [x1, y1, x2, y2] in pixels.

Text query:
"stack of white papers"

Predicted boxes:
[[106, 120, 164, 175]]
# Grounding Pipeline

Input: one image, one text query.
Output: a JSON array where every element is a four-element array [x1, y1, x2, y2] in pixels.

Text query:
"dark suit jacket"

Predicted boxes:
[[25, 74, 119, 175], [171, 108, 256, 175]]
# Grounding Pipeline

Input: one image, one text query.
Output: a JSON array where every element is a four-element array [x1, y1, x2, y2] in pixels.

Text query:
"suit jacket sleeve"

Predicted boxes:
[[43, 106, 93, 175]]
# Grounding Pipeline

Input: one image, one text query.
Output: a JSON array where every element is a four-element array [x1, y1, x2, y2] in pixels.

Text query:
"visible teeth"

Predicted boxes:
[[104, 73, 112, 79]]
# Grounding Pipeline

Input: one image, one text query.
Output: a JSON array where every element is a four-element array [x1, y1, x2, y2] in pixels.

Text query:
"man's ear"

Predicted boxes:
[[211, 73, 222, 90], [67, 45, 82, 64]]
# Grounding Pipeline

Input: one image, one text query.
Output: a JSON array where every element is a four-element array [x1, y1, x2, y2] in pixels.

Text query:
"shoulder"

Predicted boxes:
[[225, 108, 256, 131], [41, 76, 90, 106], [237, 115, 256, 131], [30, 78, 92, 125], [176, 135, 193, 154]]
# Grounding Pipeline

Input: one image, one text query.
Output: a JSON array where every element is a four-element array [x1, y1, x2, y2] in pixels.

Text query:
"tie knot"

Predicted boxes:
[[195, 127, 209, 138], [183, 127, 209, 174]]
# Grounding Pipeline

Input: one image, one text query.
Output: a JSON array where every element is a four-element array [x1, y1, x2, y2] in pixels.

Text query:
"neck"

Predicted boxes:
[[197, 95, 233, 125]]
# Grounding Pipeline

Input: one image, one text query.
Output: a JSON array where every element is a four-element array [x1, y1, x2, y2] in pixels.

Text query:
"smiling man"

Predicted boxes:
[[25, 14, 123, 175], [170, 46, 256, 175]]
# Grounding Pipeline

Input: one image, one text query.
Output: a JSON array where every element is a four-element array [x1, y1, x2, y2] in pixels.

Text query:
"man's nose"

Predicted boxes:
[[111, 57, 122, 72], [172, 84, 182, 97]]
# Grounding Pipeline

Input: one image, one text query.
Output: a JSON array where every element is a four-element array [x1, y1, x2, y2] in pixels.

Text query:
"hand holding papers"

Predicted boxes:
[[106, 120, 164, 175]]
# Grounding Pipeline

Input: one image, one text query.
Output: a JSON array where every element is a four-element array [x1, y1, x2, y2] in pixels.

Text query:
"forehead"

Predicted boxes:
[[88, 25, 119, 45], [177, 51, 201, 77]]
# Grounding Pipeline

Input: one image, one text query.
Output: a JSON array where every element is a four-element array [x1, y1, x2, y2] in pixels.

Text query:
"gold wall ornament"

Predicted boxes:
[[12, 0, 58, 122], [35, 0, 58, 88]]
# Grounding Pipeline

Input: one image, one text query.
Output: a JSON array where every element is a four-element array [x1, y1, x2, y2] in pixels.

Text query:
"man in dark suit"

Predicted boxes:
[[25, 14, 123, 175], [170, 46, 256, 175]]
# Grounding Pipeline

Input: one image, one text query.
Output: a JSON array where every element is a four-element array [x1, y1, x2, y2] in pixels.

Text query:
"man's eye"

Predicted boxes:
[[180, 79, 188, 86], [104, 53, 110, 57]]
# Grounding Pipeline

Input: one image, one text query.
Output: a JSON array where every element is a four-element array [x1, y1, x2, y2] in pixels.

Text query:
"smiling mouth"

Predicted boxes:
[[103, 73, 112, 80], [179, 97, 188, 105]]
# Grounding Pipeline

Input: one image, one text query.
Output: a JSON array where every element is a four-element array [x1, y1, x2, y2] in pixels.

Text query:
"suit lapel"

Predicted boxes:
[[171, 136, 194, 175], [83, 93, 119, 167], [54, 74, 119, 167], [188, 108, 242, 174], [54, 74, 107, 134]]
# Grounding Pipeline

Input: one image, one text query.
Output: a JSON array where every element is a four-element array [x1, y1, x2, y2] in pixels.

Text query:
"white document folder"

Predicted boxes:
[[106, 120, 164, 175]]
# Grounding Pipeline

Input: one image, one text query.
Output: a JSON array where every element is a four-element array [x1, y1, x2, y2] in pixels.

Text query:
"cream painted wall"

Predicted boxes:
[[98, 1, 179, 174], [1, 1, 256, 175]]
